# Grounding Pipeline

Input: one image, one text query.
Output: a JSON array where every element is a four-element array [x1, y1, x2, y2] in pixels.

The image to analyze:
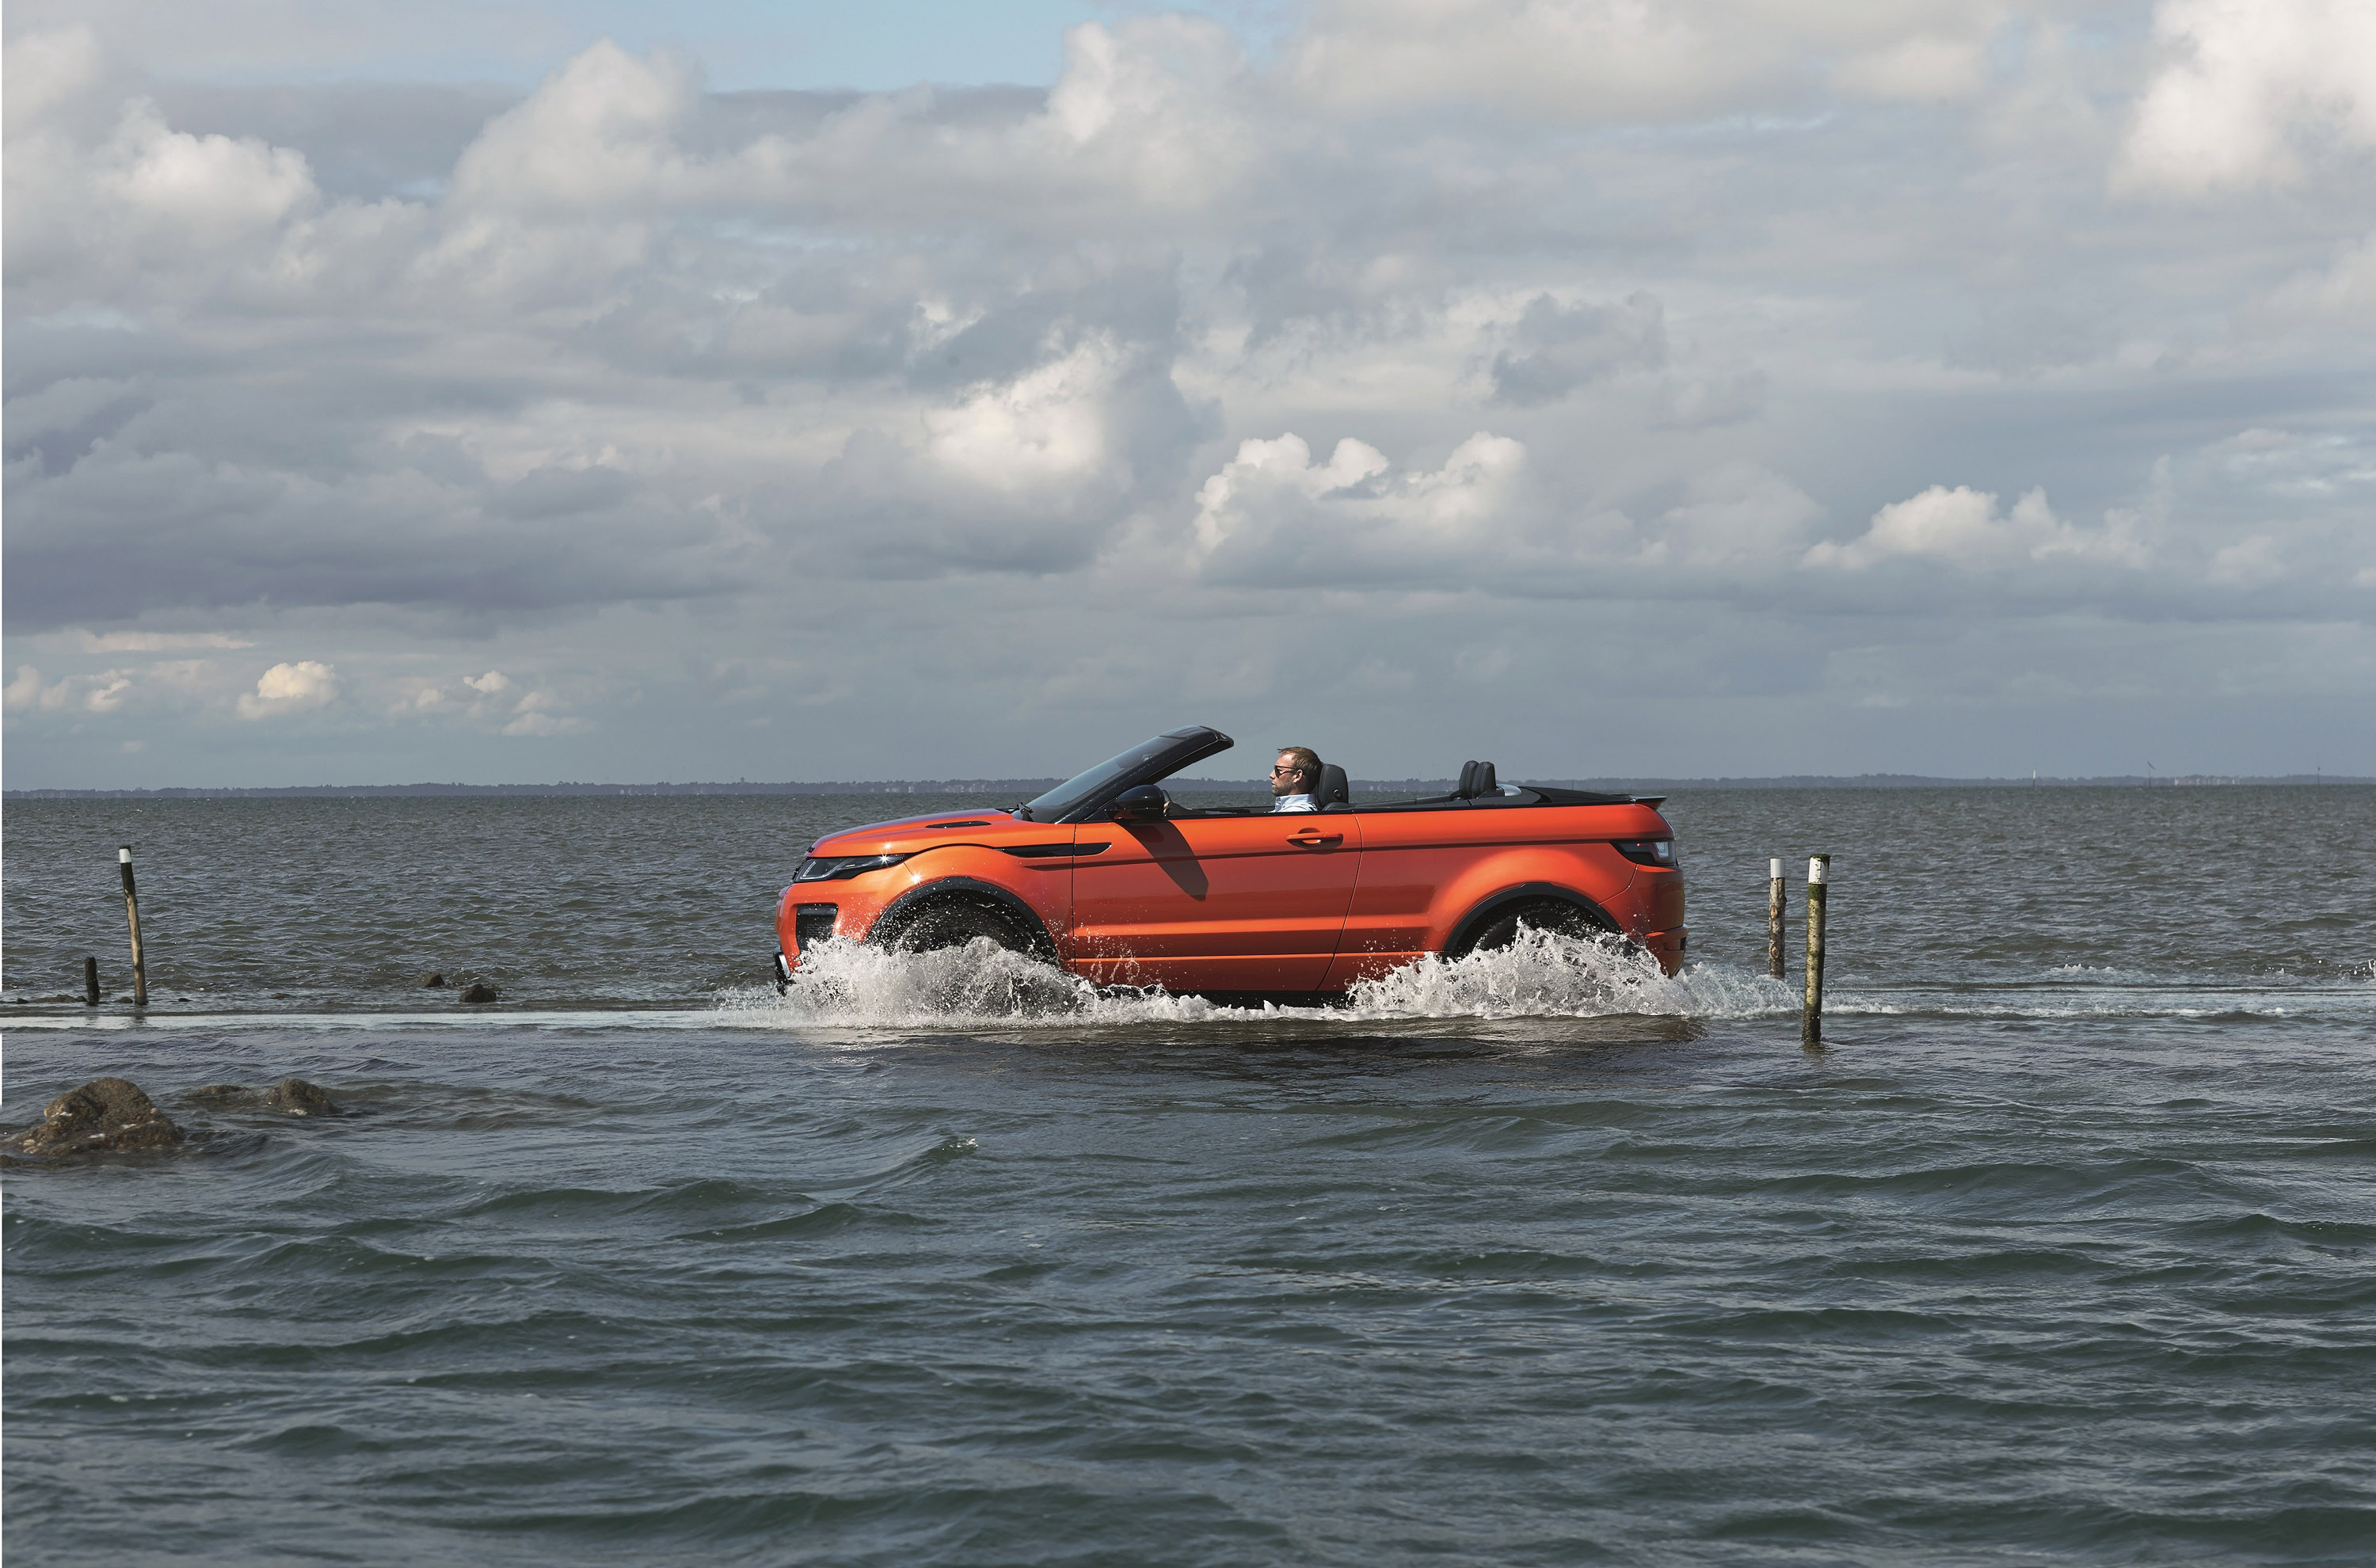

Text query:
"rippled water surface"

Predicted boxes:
[[6, 787, 2374, 1565]]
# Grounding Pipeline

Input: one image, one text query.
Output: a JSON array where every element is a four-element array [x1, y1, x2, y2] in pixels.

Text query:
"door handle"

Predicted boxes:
[[1286, 832, 1342, 847]]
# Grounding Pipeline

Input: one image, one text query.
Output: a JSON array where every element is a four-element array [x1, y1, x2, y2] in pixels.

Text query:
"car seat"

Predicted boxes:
[[1455, 760, 1498, 798], [1319, 763, 1350, 809]]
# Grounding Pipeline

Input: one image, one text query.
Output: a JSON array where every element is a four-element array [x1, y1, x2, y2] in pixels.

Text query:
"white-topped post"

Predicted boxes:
[[119, 845, 148, 1008], [1802, 854, 1829, 1049]]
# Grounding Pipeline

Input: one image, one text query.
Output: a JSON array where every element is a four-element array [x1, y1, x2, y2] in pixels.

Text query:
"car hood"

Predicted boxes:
[[809, 809, 1028, 855]]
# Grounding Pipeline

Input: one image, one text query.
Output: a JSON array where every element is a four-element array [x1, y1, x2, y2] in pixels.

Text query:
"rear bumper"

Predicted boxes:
[[1642, 927, 1686, 976]]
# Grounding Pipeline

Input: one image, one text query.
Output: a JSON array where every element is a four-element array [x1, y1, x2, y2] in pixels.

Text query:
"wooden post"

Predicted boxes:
[[120, 846, 148, 1008], [1767, 857, 1786, 979], [1801, 854, 1829, 1049], [84, 957, 101, 1007]]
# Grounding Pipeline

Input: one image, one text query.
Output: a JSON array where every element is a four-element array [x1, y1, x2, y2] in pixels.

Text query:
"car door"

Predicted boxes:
[[1067, 813, 1361, 993]]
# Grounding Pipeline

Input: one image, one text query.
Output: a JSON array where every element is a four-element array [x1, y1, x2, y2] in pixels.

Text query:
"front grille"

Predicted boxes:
[[794, 904, 839, 950]]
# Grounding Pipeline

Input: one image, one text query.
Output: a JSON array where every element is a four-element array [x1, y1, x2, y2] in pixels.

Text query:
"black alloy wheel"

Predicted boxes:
[[888, 897, 1034, 956], [1453, 898, 1604, 958]]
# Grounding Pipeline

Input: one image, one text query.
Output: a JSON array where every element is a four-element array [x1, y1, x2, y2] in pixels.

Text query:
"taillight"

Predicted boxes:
[[1613, 839, 1677, 867]]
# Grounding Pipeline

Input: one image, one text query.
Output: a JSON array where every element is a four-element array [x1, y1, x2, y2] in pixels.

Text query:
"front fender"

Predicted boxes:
[[778, 841, 1071, 967], [870, 873, 1062, 963]]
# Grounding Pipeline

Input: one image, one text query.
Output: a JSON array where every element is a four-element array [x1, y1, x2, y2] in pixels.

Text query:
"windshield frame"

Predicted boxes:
[[1017, 726, 1236, 823]]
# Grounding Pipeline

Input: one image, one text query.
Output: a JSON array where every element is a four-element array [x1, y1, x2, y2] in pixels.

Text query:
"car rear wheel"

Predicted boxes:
[[1452, 898, 1605, 959], [885, 897, 1034, 957]]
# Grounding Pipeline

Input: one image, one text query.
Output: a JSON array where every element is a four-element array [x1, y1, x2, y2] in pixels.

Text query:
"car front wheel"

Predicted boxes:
[[885, 897, 1034, 957]]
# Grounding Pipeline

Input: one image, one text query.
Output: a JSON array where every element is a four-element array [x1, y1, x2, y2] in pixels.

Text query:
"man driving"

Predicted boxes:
[[1271, 747, 1323, 813]]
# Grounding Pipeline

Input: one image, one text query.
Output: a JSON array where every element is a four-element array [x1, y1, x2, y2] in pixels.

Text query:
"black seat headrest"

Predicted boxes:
[[1456, 760, 1479, 798], [1319, 763, 1350, 805], [1473, 761, 1497, 797]]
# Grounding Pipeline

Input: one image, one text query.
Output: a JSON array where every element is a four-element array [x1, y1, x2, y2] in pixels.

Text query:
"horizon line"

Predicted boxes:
[[9, 771, 2369, 800]]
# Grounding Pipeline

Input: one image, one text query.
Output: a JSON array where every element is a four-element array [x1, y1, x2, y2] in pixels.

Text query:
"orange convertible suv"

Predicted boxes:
[[772, 725, 1685, 1003]]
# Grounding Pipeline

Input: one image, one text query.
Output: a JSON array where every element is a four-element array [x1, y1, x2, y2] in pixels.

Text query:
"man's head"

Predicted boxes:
[[1272, 746, 1322, 798]]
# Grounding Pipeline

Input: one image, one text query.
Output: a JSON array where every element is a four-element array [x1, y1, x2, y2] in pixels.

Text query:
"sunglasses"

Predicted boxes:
[[1271, 763, 1309, 776]]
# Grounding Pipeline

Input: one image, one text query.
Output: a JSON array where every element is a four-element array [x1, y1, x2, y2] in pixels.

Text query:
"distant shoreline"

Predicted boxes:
[[9, 773, 2366, 800]]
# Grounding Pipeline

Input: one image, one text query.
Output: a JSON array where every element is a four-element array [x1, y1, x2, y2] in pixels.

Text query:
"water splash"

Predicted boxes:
[[1343, 926, 1770, 1018], [718, 930, 1797, 1031], [724, 938, 1101, 1026]]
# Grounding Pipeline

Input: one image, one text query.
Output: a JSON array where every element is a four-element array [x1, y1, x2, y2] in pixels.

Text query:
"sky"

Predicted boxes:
[[6, 0, 2373, 787]]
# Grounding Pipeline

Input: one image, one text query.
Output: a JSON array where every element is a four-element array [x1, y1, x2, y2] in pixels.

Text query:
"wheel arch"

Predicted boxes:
[[870, 877, 1060, 963], [1443, 882, 1620, 959]]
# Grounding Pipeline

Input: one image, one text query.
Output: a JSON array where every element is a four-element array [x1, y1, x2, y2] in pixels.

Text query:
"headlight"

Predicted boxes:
[[792, 851, 913, 881], [1612, 839, 1677, 867]]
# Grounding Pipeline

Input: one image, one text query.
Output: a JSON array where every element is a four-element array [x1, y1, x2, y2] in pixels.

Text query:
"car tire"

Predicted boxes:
[[886, 897, 1033, 957], [1452, 897, 1603, 959]]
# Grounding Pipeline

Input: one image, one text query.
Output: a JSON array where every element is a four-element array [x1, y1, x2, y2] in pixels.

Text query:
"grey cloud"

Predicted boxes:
[[497, 462, 637, 519], [1653, 371, 1768, 429], [6, 413, 760, 630], [150, 79, 520, 200], [792, 331, 1213, 580], [1944, 299, 2124, 375], [579, 270, 920, 382], [6, 7, 2375, 785], [1224, 242, 1444, 347], [904, 265, 1190, 395], [687, 86, 1045, 155], [5, 373, 154, 478], [1490, 292, 1667, 405]]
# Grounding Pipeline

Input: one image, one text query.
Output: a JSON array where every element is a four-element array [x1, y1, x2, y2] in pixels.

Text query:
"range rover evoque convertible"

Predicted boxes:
[[771, 725, 1685, 1003]]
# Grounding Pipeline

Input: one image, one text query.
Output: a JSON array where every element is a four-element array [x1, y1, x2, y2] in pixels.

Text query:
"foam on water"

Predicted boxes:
[[710, 927, 2376, 1036], [717, 927, 1798, 1031]]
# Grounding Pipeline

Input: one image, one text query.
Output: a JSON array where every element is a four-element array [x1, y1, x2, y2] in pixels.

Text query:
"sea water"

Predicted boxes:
[[5, 786, 2373, 1564]]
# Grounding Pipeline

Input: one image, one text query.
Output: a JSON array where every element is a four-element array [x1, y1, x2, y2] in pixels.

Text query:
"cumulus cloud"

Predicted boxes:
[[1805, 486, 2150, 573], [925, 336, 1125, 490], [1190, 431, 1539, 588], [236, 660, 339, 718], [2118, 0, 2376, 194], [790, 320, 1205, 578], [385, 668, 592, 736], [3, 655, 234, 717], [425, 18, 1260, 248], [446, 40, 698, 216], [6, 6, 2374, 782], [500, 687, 589, 737], [5, 664, 131, 713], [5, 30, 320, 296]]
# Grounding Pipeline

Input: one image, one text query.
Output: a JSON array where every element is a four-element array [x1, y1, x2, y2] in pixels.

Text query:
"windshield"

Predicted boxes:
[[1018, 726, 1234, 821]]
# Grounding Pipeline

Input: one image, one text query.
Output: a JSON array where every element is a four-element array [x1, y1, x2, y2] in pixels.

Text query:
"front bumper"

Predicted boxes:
[[774, 901, 842, 979]]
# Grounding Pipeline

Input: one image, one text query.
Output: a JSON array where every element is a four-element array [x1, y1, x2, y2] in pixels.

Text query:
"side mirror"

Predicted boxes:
[[1111, 784, 1168, 822]]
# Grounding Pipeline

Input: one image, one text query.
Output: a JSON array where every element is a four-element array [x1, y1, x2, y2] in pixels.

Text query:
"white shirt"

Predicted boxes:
[[1272, 794, 1320, 813]]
